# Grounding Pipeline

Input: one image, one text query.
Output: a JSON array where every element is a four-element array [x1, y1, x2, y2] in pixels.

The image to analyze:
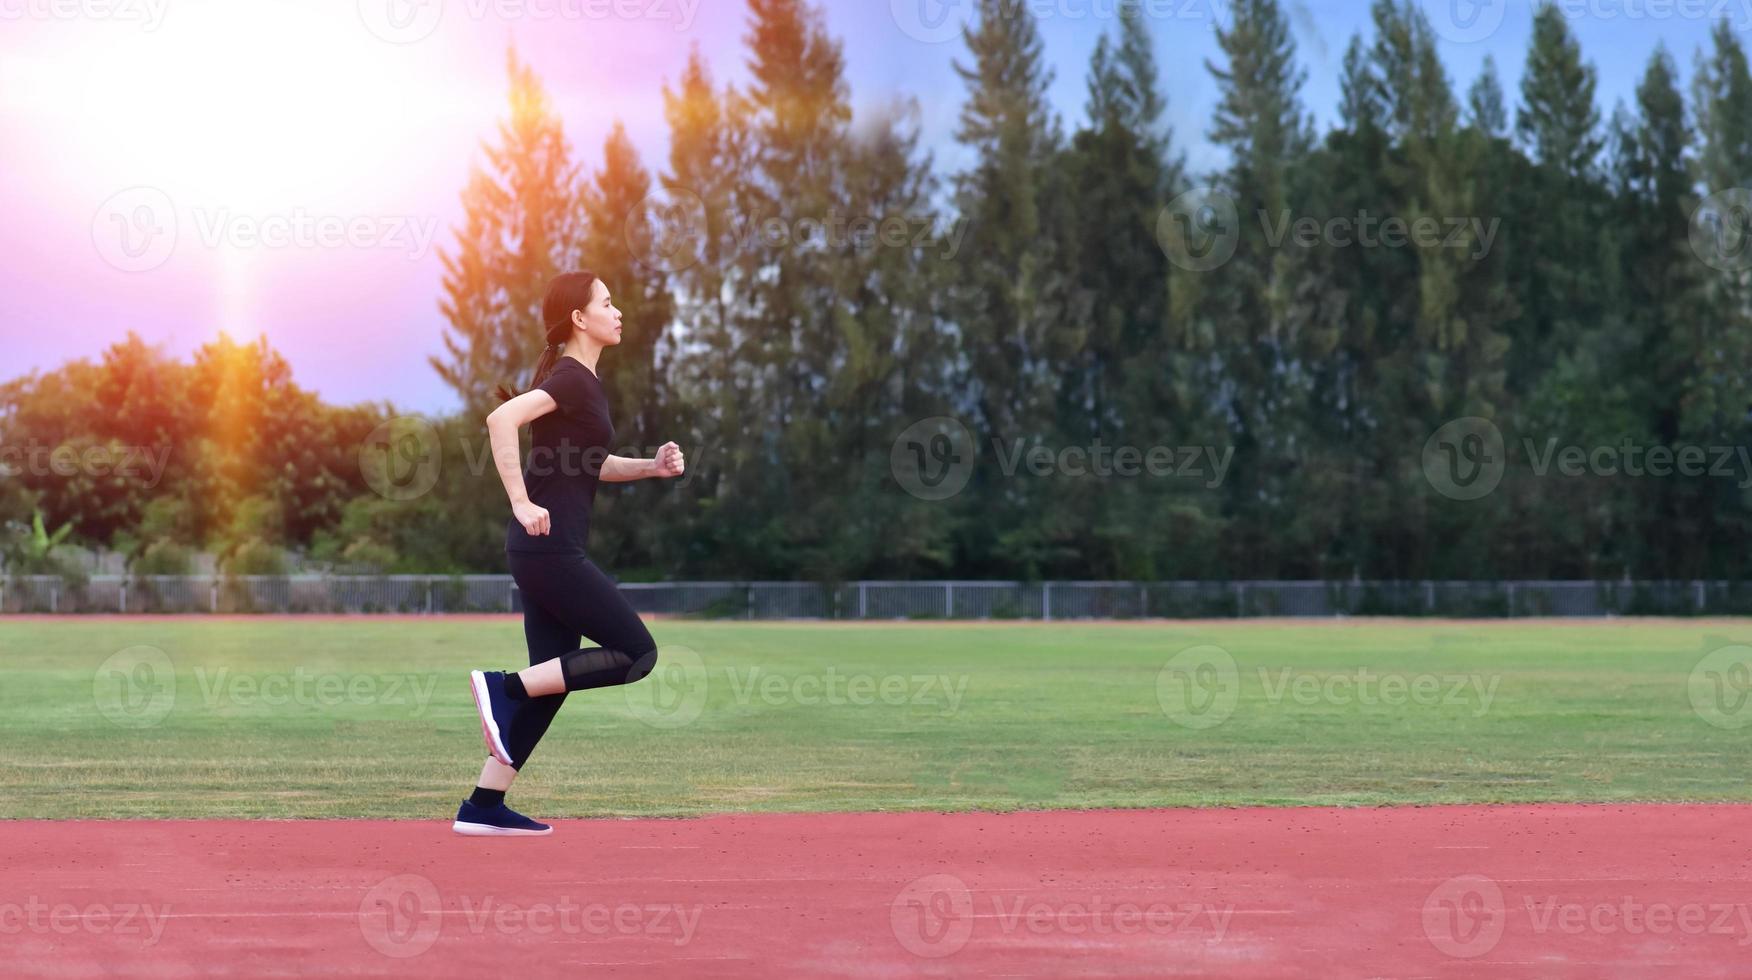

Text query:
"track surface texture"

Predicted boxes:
[[5, 805, 1750, 978]]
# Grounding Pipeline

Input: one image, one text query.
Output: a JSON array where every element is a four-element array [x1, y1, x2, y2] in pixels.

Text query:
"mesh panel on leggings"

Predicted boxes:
[[560, 648, 648, 691]]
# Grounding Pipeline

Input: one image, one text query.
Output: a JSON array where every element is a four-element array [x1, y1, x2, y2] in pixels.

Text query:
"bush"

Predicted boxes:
[[224, 538, 288, 576], [133, 539, 194, 575]]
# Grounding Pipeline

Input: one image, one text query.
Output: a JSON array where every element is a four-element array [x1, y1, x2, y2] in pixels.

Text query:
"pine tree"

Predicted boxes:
[[1060, 5, 1191, 577], [1467, 55, 1507, 136], [1517, 3, 1602, 177], [432, 50, 586, 417], [1199, 0, 1321, 574], [948, 0, 1080, 577]]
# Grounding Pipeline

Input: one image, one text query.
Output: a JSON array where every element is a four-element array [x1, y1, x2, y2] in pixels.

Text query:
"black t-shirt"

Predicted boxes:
[[504, 357, 615, 554]]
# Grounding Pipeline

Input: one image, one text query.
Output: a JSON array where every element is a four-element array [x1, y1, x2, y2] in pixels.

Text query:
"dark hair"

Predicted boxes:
[[494, 271, 601, 403]]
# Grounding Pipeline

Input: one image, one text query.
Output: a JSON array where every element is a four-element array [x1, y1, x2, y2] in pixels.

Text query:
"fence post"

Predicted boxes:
[[1139, 583, 1147, 619], [1235, 582, 1245, 617], [51, 580, 58, 614], [944, 582, 952, 619], [1696, 580, 1706, 613], [747, 585, 754, 620], [426, 579, 434, 615], [1043, 582, 1052, 622], [859, 582, 867, 619], [1426, 581, 1435, 612], [1507, 583, 1516, 617], [119, 579, 127, 614], [210, 579, 218, 613]]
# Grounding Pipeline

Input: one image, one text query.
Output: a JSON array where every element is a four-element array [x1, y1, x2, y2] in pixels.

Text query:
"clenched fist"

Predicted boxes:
[[655, 441, 686, 479], [513, 499, 551, 536]]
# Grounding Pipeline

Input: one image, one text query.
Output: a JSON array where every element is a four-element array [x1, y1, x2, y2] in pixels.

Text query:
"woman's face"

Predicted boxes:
[[571, 279, 624, 346]]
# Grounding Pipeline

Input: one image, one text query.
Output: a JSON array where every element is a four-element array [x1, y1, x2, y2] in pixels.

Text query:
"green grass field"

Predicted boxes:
[[3, 617, 1751, 819]]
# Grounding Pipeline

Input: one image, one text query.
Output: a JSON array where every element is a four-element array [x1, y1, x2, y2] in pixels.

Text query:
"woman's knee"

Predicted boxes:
[[622, 628, 659, 684]]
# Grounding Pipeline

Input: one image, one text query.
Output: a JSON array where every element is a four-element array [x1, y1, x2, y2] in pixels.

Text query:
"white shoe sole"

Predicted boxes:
[[469, 670, 514, 766], [452, 820, 553, 837]]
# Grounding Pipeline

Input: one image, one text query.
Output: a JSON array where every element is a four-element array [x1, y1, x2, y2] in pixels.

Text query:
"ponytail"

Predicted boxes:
[[495, 271, 600, 403]]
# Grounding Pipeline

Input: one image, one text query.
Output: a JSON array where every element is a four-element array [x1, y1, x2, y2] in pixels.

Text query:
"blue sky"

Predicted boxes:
[[2, 0, 1742, 414]]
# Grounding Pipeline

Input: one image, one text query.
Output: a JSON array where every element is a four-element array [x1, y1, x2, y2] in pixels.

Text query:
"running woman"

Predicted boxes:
[[454, 271, 686, 837]]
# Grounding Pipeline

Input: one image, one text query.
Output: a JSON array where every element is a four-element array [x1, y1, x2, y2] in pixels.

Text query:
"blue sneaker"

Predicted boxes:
[[452, 800, 553, 837], [469, 670, 518, 766]]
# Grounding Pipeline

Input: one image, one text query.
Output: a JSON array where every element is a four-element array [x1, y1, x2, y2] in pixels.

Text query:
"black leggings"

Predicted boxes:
[[503, 550, 658, 769]]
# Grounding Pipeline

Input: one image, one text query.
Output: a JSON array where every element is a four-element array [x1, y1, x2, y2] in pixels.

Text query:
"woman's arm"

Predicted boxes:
[[600, 441, 686, 483], [485, 390, 559, 535]]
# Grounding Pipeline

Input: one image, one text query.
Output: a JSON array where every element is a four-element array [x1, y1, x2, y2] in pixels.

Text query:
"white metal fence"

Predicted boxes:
[[2, 576, 1749, 617]]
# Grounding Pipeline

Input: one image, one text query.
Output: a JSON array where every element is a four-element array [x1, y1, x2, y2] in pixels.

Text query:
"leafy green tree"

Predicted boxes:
[[432, 48, 588, 417]]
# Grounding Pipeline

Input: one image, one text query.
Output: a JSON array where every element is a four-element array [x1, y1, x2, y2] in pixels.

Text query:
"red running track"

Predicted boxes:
[[3, 805, 1750, 978]]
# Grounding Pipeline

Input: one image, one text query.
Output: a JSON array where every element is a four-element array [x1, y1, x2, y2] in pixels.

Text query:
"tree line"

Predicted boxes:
[[4, 0, 1751, 582]]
